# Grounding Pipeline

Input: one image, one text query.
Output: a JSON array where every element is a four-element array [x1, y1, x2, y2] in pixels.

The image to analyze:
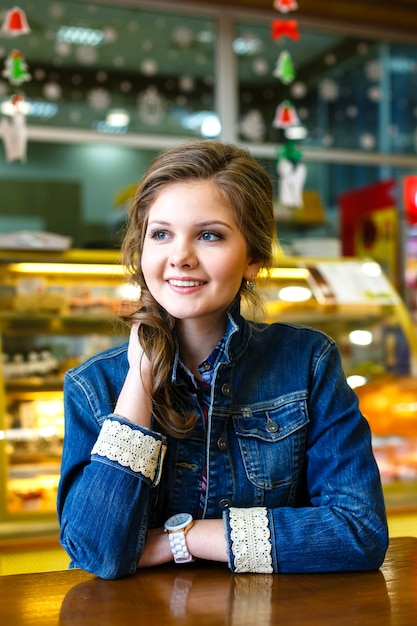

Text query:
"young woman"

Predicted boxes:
[[57, 140, 388, 579]]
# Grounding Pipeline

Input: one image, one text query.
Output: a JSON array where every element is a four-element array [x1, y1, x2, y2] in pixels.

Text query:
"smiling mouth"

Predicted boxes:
[[168, 279, 205, 287]]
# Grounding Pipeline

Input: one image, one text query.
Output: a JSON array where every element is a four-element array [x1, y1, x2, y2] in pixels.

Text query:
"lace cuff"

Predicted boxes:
[[226, 507, 273, 573], [91, 419, 167, 485]]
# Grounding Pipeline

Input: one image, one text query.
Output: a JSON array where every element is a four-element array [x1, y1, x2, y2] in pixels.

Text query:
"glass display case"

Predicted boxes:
[[0, 249, 132, 535], [244, 256, 417, 512], [0, 250, 416, 538]]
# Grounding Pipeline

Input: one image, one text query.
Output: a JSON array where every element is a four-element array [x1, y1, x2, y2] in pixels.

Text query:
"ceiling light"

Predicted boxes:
[[200, 114, 221, 138], [279, 286, 312, 302], [106, 109, 130, 127], [182, 111, 221, 138], [347, 375, 367, 389], [232, 36, 262, 56], [56, 25, 105, 47], [349, 330, 373, 346]]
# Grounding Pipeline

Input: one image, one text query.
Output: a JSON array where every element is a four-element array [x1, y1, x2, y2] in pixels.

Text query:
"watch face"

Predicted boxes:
[[165, 513, 192, 530]]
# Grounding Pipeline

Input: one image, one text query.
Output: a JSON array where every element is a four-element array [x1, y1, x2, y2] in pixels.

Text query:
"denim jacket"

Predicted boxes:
[[57, 300, 388, 579]]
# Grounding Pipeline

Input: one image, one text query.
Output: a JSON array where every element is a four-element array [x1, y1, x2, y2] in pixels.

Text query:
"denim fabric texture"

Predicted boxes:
[[57, 300, 388, 579]]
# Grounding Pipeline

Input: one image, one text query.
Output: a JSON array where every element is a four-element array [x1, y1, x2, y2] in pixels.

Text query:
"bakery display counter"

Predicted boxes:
[[0, 250, 416, 537], [0, 249, 131, 532], [247, 257, 417, 512]]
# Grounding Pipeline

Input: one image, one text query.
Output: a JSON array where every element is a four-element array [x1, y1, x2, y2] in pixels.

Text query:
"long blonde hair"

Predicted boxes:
[[121, 140, 276, 436]]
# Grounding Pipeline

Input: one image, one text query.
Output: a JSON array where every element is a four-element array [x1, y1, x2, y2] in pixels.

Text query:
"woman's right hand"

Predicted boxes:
[[114, 323, 153, 427]]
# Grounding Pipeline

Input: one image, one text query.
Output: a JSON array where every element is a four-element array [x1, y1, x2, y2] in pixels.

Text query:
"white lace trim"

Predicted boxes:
[[91, 419, 166, 483], [229, 507, 273, 573]]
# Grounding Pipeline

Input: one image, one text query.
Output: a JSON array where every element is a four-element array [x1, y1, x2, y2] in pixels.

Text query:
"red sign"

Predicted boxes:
[[403, 176, 417, 225]]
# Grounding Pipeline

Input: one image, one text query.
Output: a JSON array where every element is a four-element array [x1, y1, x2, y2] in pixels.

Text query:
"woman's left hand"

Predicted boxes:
[[138, 528, 173, 568]]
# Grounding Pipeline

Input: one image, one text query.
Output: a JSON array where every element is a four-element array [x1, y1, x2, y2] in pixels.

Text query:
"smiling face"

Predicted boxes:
[[141, 181, 260, 333]]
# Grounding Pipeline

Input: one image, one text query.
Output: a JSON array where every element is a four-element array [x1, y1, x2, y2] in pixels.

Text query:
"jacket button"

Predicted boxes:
[[266, 421, 279, 433], [221, 383, 231, 396], [219, 499, 232, 509], [217, 437, 227, 451]]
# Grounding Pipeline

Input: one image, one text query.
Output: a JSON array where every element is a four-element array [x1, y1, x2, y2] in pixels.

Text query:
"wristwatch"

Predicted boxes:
[[164, 513, 195, 564]]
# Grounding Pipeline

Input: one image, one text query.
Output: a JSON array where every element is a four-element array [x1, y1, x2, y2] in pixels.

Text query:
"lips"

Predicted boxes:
[[168, 279, 205, 287]]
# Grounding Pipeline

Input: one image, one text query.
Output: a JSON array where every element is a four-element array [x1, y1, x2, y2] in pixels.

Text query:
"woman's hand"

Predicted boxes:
[[114, 323, 153, 427], [138, 520, 228, 569], [138, 528, 173, 568]]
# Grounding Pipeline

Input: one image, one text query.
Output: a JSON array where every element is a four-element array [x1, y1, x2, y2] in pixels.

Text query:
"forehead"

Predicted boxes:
[[147, 181, 236, 221]]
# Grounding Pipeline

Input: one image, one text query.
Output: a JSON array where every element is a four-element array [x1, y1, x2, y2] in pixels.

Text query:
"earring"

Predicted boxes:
[[246, 279, 255, 291]]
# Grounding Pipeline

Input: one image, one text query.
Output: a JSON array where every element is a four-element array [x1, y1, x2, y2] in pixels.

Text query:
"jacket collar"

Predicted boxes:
[[171, 297, 251, 385]]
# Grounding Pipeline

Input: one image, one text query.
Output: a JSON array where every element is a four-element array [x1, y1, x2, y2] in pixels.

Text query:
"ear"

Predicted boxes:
[[243, 258, 263, 281]]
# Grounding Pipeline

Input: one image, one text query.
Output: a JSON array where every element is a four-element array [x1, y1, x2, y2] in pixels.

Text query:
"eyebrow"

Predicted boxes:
[[147, 220, 234, 230]]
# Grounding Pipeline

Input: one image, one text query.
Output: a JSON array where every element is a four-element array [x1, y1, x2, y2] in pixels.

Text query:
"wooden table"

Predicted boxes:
[[0, 537, 416, 626]]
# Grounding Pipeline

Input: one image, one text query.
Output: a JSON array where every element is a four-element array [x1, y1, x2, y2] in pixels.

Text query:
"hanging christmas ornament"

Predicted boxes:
[[280, 139, 302, 163], [0, 93, 27, 162], [277, 157, 307, 207], [2, 49, 31, 85], [273, 0, 299, 13], [273, 50, 296, 84], [2, 6, 31, 36], [272, 100, 300, 128], [271, 19, 300, 41]]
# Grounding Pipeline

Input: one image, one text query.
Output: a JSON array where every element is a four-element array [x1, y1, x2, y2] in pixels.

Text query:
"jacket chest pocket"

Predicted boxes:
[[232, 397, 309, 489]]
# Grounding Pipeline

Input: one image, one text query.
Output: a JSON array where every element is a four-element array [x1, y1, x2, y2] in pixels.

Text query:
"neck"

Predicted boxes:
[[176, 314, 227, 377]]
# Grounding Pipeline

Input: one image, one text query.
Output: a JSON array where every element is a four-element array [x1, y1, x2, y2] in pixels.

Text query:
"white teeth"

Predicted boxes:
[[169, 279, 203, 287]]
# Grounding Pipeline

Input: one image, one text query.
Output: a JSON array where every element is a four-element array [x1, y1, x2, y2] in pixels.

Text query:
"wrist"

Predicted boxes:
[[164, 513, 195, 564]]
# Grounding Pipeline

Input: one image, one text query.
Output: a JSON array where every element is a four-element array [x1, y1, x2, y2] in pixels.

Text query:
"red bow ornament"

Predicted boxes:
[[271, 19, 300, 41]]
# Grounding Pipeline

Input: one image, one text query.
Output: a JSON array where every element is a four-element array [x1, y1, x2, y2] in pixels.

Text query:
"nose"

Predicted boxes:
[[169, 237, 198, 268]]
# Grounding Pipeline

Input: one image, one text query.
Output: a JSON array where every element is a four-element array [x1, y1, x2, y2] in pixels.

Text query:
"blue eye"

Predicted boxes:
[[149, 230, 168, 240], [200, 231, 221, 241]]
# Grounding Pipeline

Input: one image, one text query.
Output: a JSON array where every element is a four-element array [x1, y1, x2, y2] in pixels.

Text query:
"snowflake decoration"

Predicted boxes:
[[324, 53, 337, 66], [88, 87, 111, 110], [141, 58, 158, 76], [322, 134, 334, 147], [346, 105, 358, 118], [252, 58, 269, 76], [137, 86, 166, 125], [179, 75, 195, 92], [76, 46, 98, 65], [49, 3, 65, 19], [172, 25, 194, 48], [113, 56, 125, 68], [319, 79, 339, 102], [364, 60, 381, 82], [43, 82, 62, 100], [240, 109, 266, 142], [367, 86, 381, 102], [96, 71, 108, 82], [69, 109, 81, 122], [103, 27, 118, 44], [120, 81, 132, 93], [360, 133, 376, 150], [55, 41, 71, 57], [290, 81, 307, 99]]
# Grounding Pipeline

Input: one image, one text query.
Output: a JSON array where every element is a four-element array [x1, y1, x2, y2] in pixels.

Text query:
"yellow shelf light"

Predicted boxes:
[[7, 263, 125, 276]]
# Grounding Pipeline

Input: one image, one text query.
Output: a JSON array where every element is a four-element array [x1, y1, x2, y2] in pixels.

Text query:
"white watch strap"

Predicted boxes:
[[168, 530, 195, 564]]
